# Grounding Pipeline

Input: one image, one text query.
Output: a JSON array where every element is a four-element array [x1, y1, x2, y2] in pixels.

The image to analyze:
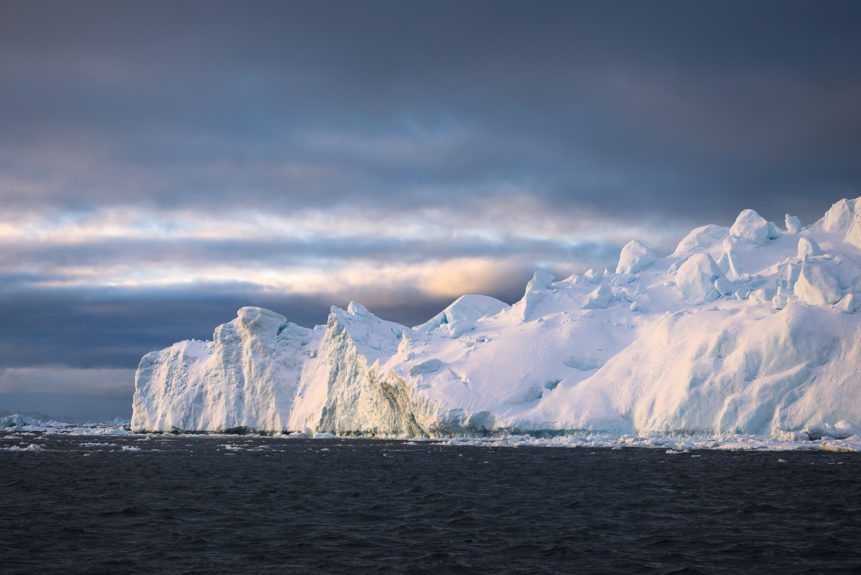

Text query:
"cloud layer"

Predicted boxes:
[[1, 1, 860, 416]]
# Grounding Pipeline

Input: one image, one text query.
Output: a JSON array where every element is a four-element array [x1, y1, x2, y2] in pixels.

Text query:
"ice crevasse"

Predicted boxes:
[[132, 198, 861, 439]]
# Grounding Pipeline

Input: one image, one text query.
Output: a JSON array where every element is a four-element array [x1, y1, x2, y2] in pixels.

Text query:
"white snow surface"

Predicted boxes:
[[132, 198, 861, 446], [616, 239, 657, 274]]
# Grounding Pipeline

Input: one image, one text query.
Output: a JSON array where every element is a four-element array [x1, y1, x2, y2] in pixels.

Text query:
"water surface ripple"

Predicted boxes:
[[1, 434, 859, 574]]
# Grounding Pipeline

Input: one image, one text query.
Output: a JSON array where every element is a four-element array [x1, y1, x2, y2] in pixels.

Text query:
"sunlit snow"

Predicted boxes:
[[126, 198, 861, 449]]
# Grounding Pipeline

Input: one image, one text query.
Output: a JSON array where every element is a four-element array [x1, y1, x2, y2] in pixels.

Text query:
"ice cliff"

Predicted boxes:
[[133, 198, 861, 438]]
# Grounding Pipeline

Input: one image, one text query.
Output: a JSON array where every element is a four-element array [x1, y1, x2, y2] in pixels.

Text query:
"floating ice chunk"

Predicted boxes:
[[0, 414, 33, 428], [582, 284, 613, 309], [616, 240, 657, 275], [805, 420, 861, 440], [729, 209, 771, 245], [793, 260, 843, 306], [797, 237, 821, 260], [676, 253, 724, 301], [833, 420, 861, 437], [785, 213, 802, 234], [465, 411, 495, 431], [2, 443, 44, 452]]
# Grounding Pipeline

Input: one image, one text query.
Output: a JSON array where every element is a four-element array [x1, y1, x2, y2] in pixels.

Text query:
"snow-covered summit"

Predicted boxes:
[[132, 198, 861, 443], [416, 294, 509, 338]]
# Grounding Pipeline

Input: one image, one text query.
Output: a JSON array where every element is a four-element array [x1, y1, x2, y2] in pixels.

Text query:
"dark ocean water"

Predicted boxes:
[[1, 433, 859, 574]]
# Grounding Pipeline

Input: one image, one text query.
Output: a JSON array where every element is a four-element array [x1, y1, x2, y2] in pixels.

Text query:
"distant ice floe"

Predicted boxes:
[[0, 414, 131, 436], [0, 443, 44, 452]]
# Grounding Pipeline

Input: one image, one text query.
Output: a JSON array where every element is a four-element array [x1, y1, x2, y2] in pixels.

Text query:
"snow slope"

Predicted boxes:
[[132, 199, 861, 441]]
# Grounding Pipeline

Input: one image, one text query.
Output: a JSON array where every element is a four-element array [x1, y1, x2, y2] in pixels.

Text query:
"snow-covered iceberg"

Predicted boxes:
[[132, 198, 861, 442]]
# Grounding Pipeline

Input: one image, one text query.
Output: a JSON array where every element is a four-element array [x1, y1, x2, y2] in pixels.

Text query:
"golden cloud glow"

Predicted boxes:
[[0, 203, 689, 310]]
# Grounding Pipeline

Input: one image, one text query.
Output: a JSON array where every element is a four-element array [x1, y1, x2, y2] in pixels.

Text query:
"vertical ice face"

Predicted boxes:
[[288, 305, 442, 436], [132, 198, 861, 438], [514, 270, 556, 320], [821, 198, 855, 232], [132, 307, 313, 432], [845, 207, 861, 250]]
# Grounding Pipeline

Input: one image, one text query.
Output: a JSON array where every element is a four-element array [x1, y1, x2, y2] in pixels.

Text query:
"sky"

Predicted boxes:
[[2, 0, 860, 420]]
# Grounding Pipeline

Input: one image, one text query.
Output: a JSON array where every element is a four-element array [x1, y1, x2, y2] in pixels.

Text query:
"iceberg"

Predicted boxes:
[[132, 198, 861, 444]]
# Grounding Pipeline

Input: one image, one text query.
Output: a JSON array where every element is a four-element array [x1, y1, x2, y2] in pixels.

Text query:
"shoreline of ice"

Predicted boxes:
[[2, 414, 858, 452]]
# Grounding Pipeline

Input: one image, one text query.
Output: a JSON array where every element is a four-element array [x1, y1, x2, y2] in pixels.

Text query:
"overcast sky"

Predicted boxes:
[[2, 0, 860, 419]]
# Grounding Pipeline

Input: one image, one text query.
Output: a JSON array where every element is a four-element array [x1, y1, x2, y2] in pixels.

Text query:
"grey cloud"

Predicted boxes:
[[0, 393, 135, 421], [0, 235, 620, 374], [2, 1, 860, 225], [0, 367, 135, 397], [0, 283, 314, 369], [0, 233, 623, 270], [0, 280, 492, 370], [1, 0, 860, 397]]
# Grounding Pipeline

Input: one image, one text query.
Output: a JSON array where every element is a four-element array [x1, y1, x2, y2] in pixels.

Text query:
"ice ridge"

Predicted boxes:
[[132, 198, 861, 443]]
